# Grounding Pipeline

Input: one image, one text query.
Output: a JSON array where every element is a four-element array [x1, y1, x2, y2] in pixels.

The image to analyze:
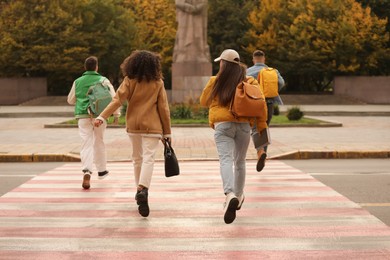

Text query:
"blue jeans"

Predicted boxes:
[[214, 122, 251, 196]]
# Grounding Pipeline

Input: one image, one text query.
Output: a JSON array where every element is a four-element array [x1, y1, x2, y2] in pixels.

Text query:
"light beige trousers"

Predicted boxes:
[[128, 134, 160, 188]]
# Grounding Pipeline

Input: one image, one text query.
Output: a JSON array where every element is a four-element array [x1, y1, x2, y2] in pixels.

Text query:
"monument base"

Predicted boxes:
[[171, 61, 212, 103]]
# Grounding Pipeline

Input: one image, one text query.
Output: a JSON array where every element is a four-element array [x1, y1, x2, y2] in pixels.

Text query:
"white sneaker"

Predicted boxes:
[[237, 194, 245, 210], [223, 193, 239, 224]]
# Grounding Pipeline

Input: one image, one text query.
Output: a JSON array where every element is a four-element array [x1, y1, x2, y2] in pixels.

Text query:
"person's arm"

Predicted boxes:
[[95, 77, 130, 127], [102, 78, 121, 123], [277, 70, 285, 91], [157, 82, 172, 140], [200, 78, 214, 107], [67, 82, 76, 105]]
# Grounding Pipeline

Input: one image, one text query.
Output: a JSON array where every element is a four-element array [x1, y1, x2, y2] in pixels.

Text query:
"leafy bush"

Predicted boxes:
[[170, 104, 193, 119], [170, 103, 208, 120], [120, 102, 208, 121], [287, 106, 304, 121], [189, 103, 209, 119]]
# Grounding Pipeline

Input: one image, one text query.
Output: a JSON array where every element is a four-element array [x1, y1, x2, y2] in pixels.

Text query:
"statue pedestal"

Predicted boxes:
[[171, 61, 212, 103]]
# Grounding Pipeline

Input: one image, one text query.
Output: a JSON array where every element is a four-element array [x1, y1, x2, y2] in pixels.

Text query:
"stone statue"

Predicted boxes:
[[173, 0, 210, 63], [171, 0, 212, 103]]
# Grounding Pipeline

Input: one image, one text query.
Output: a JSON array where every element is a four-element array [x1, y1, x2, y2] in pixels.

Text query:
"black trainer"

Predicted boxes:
[[98, 170, 109, 179], [256, 152, 267, 172], [135, 188, 150, 217]]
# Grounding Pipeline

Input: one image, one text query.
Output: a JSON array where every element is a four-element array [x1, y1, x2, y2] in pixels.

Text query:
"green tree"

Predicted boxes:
[[123, 0, 176, 88], [208, 0, 256, 74], [246, 0, 389, 92], [357, 0, 390, 74], [81, 0, 137, 87], [0, 0, 136, 94]]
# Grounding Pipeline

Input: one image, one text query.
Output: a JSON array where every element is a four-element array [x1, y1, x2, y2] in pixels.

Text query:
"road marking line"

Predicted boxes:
[[0, 175, 36, 177], [309, 172, 390, 176], [359, 203, 390, 207]]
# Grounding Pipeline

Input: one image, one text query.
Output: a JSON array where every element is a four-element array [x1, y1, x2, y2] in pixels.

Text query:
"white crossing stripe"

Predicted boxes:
[[1, 160, 390, 258]]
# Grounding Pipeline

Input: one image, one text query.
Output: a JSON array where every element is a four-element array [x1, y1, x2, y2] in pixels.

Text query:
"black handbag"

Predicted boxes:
[[163, 139, 180, 177]]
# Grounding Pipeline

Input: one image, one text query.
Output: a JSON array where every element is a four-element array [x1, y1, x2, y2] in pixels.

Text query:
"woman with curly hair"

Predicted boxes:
[[95, 50, 172, 217]]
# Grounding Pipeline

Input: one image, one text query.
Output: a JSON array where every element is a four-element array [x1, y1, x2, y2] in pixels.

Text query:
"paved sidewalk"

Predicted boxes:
[[0, 105, 390, 162]]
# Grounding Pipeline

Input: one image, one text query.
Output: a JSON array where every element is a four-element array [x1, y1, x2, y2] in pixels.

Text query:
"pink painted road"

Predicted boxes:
[[1, 160, 390, 259]]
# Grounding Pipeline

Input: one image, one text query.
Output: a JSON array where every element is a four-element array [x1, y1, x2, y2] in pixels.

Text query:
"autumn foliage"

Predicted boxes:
[[0, 0, 388, 94], [246, 0, 389, 91]]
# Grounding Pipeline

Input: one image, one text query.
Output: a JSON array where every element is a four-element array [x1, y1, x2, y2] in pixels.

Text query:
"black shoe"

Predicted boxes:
[[135, 190, 140, 200], [223, 193, 239, 224], [237, 194, 245, 210], [256, 152, 267, 172], [98, 170, 109, 179], [135, 188, 149, 217]]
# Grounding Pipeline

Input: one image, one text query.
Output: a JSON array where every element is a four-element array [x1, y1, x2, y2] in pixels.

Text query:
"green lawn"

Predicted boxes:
[[270, 115, 322, 125]]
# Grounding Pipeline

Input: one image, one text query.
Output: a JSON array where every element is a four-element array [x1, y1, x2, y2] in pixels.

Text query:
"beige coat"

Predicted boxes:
[[99, 76, 171, 137]]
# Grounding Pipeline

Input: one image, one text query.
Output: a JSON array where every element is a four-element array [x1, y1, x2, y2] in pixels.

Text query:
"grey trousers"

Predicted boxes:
[[214, 122, 251, 196]]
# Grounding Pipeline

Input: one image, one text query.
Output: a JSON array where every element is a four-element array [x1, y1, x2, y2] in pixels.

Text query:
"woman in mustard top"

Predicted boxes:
[[200, 49, 267, 224]]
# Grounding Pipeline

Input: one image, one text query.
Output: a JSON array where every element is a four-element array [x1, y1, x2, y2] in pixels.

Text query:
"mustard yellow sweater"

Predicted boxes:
[[199, 76, 268, 131]]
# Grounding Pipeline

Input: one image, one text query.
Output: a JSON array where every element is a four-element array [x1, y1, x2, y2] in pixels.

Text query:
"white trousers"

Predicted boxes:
[[78, 118, 107, 173], [128, 134, 160, 189]]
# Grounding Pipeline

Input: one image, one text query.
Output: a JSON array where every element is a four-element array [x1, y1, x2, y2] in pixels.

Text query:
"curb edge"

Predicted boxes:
[[1, 151, 389, 162]]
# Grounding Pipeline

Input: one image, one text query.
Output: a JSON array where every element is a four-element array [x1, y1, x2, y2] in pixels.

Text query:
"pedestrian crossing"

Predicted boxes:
[[1, 160, 390, 259]]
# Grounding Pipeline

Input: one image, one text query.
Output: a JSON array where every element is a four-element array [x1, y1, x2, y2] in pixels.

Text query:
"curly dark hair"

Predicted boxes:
[[120, 50, 163, 82]]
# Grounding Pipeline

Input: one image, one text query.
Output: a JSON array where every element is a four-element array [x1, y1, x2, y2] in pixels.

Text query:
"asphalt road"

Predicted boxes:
[[0, 162, 65, 196], [283, 159, 390, 226], [1, 159, 390, 226]]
